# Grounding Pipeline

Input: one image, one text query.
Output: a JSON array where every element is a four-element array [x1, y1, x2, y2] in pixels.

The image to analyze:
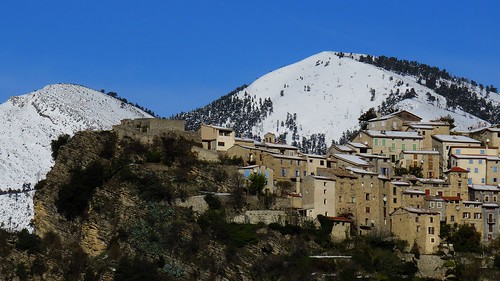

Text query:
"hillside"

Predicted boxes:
[[0, 83, 151, 230], [175, 51, 498, 153], [0, 129, 426, 280]]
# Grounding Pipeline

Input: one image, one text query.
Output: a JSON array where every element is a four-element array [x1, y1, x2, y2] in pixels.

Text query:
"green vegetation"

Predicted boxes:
[[440, 223, 481, 253], [248, 173, 267, 195], [56, 161, 107, 220], [50, 133, 70, 160]]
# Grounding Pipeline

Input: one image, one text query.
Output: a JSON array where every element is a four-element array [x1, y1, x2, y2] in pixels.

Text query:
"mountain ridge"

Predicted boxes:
[[175, 51, 498, 153], [0, 83, 152, 230]]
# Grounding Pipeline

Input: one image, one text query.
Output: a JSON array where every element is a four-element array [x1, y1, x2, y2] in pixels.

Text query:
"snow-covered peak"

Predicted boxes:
[[233, 51, 491, 145], [0, 83, 152, 191]]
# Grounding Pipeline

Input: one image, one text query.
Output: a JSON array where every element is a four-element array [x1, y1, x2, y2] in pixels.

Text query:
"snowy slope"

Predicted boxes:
[[234, 51, 493, 145], [0, 83, 151, 230]]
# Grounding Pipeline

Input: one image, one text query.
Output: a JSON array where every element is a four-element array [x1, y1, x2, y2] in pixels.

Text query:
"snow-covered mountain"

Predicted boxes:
[[0, 83, 151, 230], [177, 51, 498, 153]]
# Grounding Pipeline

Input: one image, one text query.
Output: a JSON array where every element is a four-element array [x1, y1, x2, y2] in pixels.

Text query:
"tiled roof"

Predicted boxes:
[[447, 167, 469, 173]]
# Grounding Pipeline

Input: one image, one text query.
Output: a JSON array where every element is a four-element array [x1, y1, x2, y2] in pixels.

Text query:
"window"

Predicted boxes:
[[468, 178, 472, 185], [494, 166, 498, 173], [485, 195, 490, 202], [450, 215, 455, 222], [430, 202, 435, 208], [324, 199, 327, 205], [463, 212, 470, 219], [366, 193, 370, 201], [415, 217, 419, 223], [281, 168, 286, 177], [401, 144, 406, 150], [428, 227, 435, 234], [393, 198, 397, 204], [350, 196, 356, 203], [416, 225, 420, 232], [217, 141, 225, 147], [469, 159, 473, 164], [458, 181, 462, 189], [366, 207, 370, 213], [391, 143, 396, 151], [374, 138, 378, 145], [430, 217, 434, 223], [323, 189, 326, 194], [482, 178, 485, 183], [413, 144, 417, 150], [320, 160, 324, 166], [474, 213, 481, 219], [480, 149, 485, 155], [295, 170, 299, 177], [467, 168, 471, 172], [339, 196, 342, 202], [430, 237, 435, 243], [456, 149, 461, 154], [382, 139, 386, 146]]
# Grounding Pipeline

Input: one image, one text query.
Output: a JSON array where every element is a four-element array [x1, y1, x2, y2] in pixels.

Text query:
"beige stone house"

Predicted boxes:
[[200, 124, 235, 151], [431, 134, 481, 176], [449, 155, 500, 186], [353, 130, 423, 163], [405, 121, 451, 150], [367, 110, 422, 131], [469, 126, 500, 149], [302, 175, 337, 218], [390, 207, 440, 254]]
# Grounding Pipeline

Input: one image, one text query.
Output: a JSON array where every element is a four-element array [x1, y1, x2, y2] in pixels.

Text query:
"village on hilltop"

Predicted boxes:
[[113, 110, 500, 255]]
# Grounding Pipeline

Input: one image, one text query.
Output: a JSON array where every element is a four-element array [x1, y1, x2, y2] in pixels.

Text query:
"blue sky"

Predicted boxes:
[[1, 1, 499, 117]]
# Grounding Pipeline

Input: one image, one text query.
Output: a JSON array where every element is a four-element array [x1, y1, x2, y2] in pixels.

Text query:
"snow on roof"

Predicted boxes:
[[391, 181, 411, 186], [357, 153, 389, 159], [334, 153, 370, 166], [483, 203, 500, 208], [239, 165, 260, 169], [417, 178, 446, 184], [463, 201, 482, 205], [257, 142, 299, 150], [205, 124, 233, 131], [402, 150, 440, 155], [401, 207, 439, 215], [432, 134, 481, 143], [336, 145, 355, 152], [403, 190, 426, 195], [468, 184, 500, 192], [311, 175, 336, 181], [303, 154, 327, 159], [270, 154, 304, 160], [235, 137, 256, 143], [365, 130, 423, 139], [451, 154, 500, 161], [346, 167, 378, 175], [408, 124, 434, 130], [348, 142, 368, 148]]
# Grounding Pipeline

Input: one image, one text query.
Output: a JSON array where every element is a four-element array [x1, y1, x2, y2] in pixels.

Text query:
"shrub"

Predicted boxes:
[[226, 223, 258, 247], [115, 256, 164, 281], [204, 194, 222, 210], [56, 161, 106, 219], [51, 134, 70, 160], [16, 229, 42, 254]]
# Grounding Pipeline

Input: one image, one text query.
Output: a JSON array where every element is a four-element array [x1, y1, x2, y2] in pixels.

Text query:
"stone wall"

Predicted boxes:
[[113, 118, 201, 143]]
